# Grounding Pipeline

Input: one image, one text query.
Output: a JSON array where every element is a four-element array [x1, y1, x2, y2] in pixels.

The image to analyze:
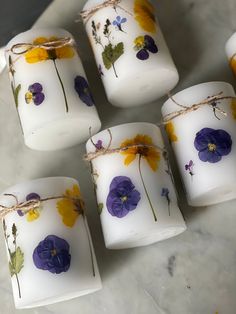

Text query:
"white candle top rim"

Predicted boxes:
[[161, 81, 235, 117], [225, 32, 236, 59], [6, 28, 73, 52]]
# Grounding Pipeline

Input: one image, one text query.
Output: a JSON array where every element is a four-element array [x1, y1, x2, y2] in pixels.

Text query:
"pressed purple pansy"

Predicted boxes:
[[134, 35, 158, 61], [25, 83, 45, 106], [17, 192, 40, 217], [194, 128, 232, 163], [33, 235, 71, 274], [113, 16, 127, 32], [106, 176, 141, 218], [74, 76, 94, 107]]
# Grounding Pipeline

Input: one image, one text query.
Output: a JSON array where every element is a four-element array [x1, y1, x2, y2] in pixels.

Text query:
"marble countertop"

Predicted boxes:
[[0, 0, 236, 313]]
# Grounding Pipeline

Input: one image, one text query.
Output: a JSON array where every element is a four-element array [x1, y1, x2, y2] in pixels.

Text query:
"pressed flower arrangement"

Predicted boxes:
[[86, 122, 186, 249], [5, 28, 101, 151], [0, 177, 101, 308], [162, 81, 236, 207], [82, 0, 179, 107]]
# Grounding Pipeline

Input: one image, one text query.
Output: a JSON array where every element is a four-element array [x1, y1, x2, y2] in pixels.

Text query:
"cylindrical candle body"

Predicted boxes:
[[86, 122, 186, 249], [82, 0, 179, 107], [226, 32, 236, 76], [5, 28, 101, 151], [162, 82, 236, 206], [0, 177, 101, 309]]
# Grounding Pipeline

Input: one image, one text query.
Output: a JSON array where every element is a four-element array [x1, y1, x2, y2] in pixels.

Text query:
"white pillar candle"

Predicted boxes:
[[5, 28, 101, 151], [81, 0, 179, 108], [86, 122, 186, 249], [226, 32, 236, 77], [0, 177, 101, 309], [162, 82, 236, 207]]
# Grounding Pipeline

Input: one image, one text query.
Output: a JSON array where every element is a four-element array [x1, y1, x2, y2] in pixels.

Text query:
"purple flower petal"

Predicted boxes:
[[136, 49, 149, 60], [74, 76, 94, 107], [95, 140, 103, 150], [113, 21, 118, 26], [106, 176, 141, 218], [29, 83, 43, 93], [144, 35, 158, 54], [121, 17, 127, 23], [198, 149, 222, 163], [33, 235, 71, 274], [26, 193, 40, 201], [33, 92, 45, 106], [194, 128, 232, 163]]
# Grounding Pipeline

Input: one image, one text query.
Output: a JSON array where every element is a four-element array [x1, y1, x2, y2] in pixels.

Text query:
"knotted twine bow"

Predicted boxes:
[[162, 92, 235, 123], [84, 129, 165, 162], [80, 0, 132, 23], [0, 194, 84, 220], [9, 37, 75, 55]]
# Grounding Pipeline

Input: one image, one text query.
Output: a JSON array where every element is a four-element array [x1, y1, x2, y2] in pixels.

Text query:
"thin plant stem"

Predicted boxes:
[[15, 274, 21, 299], [82, 215, 95, 277], [53, 59, 69, 112], [112, 63, 118, 78], [138, 155, 157, 222]]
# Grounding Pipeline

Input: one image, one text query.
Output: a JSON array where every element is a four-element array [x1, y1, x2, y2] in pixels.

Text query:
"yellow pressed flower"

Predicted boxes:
[[230, 55, 236, 76], [26, 209, 40, 222], [120, 134, 160, 171], [231, 98, 236, 120], [134, 0, 156, 33], [57, 184, 84, 228], [134, 36, 145, 49], [165, 122, 178, 143], [25, 36, 75, 64]]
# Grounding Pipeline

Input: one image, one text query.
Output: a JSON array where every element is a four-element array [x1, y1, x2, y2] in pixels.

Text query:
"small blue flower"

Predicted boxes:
[[113, 16, 127, 32]]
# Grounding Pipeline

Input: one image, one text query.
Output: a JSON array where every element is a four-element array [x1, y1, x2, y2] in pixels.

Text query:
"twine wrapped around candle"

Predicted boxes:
[[0, 194, 84, 219], [8, 37, 75, 55], [80, 0, 132, 23], [162, 92, 235, 123], [84, 128, 165, 162]]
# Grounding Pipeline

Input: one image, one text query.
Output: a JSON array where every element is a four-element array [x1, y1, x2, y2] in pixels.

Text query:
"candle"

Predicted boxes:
[[5, 28, 101, 151], [81, 0, 179, 108], [162, 81, 236, 207], [86, 122, 186, 249], [226, 32, 236, 76], [0, 177, 101, 309]]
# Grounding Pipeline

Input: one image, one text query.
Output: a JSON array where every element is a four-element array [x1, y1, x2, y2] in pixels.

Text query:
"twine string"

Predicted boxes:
[[8, 37, 75, 55], [80, 0, 132, 23], [0, 194, 83, 219], [163, 92, 235, 123], [85, 128, 165, 162]]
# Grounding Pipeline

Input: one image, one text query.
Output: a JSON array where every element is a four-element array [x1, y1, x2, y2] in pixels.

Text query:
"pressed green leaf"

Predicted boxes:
[[102, 42, 124, 70], [98, 203, 103, 215], [112, 42, 124, 63], [9, 247, 24, 276], [14, 84, 21, 108], [9, 261, 14, 277]]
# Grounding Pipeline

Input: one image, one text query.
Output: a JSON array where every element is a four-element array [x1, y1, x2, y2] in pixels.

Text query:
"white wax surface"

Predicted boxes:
[[5, 28, 101, 151], [0, 177, 101, 309], [82, 0, 179, 107], [86, 122, 186, 249], [225, 32, 236, 60], [162, 81, 236, 206]]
